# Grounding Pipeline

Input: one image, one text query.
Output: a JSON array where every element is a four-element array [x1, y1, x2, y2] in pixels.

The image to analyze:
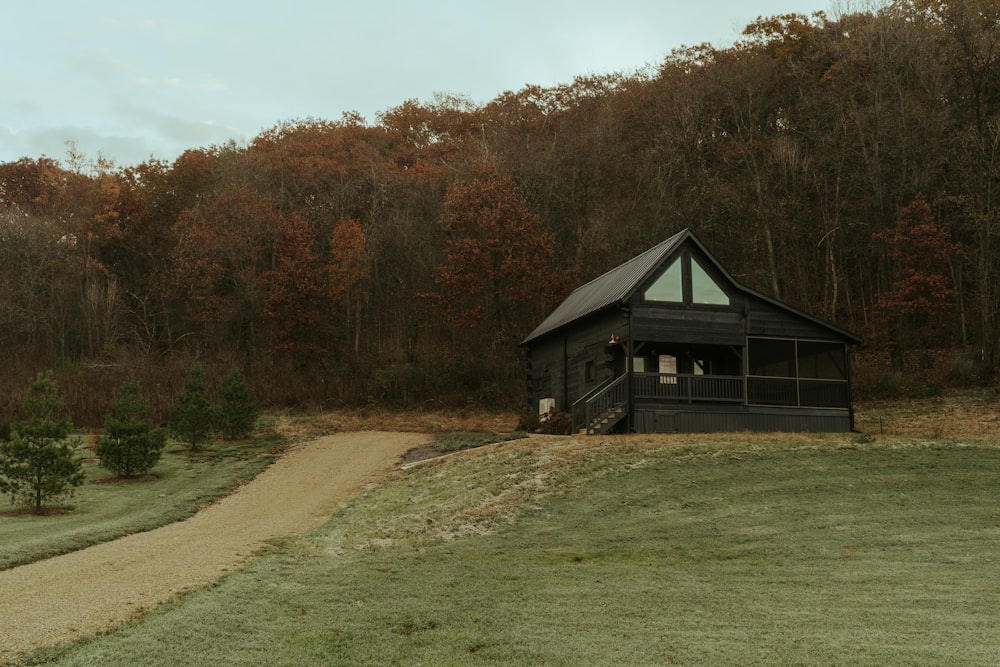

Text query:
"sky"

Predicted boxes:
[[2, 0, 836, 169]]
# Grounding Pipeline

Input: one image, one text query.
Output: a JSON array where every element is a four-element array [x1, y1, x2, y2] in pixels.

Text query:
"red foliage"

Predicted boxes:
[[426, 158, 558, 340], [873, 195, 960, 317], [171, 188, 279, 329], [263, 212, 330, 357], [328, 217, 368, 305]]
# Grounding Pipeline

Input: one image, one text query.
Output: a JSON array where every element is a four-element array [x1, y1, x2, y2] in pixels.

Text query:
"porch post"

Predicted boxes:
[[742, 337, 749, 406], [626, 306, 634, 433]]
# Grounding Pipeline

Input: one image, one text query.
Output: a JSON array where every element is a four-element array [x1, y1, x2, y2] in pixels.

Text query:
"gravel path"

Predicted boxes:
[[0, 431, 430, 664]]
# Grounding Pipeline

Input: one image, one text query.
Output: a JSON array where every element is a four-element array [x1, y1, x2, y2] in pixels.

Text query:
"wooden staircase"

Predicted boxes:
[[580, 401, 627, 435], [572, 374, 629, 435]]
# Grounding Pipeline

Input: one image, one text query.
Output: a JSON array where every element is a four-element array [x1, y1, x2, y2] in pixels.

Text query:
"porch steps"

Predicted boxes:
[[580, 402, 627, 435]]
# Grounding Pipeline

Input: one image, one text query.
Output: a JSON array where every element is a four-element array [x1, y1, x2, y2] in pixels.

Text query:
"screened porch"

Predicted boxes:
[[573, 337, 852, 434]]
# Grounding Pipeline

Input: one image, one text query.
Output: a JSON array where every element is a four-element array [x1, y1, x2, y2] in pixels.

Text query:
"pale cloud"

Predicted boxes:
[[2, 0, 834, 167]]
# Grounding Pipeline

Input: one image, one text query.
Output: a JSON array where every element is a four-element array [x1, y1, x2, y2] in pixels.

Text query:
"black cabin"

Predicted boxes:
[[522, 229, 862, 434]]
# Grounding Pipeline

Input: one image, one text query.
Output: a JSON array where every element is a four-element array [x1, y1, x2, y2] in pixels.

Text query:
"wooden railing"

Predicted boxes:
[[573, 373, 851, 435], [746, 377, 850, 408], [572, 374, 628, 434], [632, 373, 744, 403]]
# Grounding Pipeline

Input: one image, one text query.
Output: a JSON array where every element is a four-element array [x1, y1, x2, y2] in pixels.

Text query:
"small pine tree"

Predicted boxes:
[[170, 365, 218, 452], [95, 381, 167, 477], [217, 371, 257, 440], [0, 373, 85, 512]]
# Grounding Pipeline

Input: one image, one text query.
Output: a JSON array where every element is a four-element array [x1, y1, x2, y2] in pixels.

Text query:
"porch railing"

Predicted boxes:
[[746, 377, 850, 408], [633, 372, 744, 403], [632, 373, 850, 409]]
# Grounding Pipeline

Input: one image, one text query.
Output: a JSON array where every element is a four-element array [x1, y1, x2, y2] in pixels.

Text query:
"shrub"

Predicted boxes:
[[516, 411, 541, 432], [170, 365, 218, 452], [217, 371, 257, 440], [95, 381, 166, 478], [539, 409, 573, 435], [0, 373, 85, 512]]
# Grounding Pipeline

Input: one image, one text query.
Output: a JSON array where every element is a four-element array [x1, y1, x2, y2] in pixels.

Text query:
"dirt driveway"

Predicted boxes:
[[0, 431, 429, 664]]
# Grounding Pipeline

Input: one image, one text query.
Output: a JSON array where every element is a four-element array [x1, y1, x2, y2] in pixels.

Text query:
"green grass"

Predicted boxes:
[[430, 430, 528, 453], [24, 435, 1000, 666], [0, 435, 283, 569]]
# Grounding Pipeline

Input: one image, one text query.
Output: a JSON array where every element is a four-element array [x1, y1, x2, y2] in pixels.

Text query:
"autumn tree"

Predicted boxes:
[[95, 381, 166, 477], [427, 158, 559, 345], [170, 188, 279, 356], [328, 217, 369, 354], [0, 373, 84, 512], [874, 195, 961, 369], [0, 205, 74, 361], [263, 212, 330, 359]]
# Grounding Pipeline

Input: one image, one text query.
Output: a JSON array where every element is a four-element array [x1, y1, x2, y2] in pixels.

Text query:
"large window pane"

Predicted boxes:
[[748, 338, 795, 377], [690, 257, 730, 305], [644, 259, 682, 302]]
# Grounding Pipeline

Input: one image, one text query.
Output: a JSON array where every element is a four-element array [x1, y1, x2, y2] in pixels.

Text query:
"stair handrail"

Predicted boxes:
[[572, 373, 628, 433]]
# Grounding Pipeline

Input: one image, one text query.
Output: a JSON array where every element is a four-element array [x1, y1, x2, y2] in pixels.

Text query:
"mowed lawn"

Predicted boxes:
[[25, 434, 1000, 666], [0, 437, 281, 569]]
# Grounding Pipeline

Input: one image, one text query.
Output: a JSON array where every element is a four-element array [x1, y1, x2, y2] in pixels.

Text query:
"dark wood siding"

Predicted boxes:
[[631, 303, 745, 345], [633, 403, 852, 433], [525, 308, 625, 413], [744, 293, 846, 340], [525, 336, 564, 411]]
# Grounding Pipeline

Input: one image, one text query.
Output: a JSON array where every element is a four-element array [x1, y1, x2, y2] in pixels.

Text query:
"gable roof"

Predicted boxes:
[[522, 229, 687, 343], [522, 228, 861, 345]]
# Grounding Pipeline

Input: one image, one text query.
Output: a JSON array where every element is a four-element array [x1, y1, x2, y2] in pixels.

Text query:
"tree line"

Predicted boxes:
[[1, 0, 997, 423]]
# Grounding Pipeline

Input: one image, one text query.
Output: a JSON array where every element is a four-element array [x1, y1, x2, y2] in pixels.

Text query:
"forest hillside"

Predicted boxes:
[[1, 1, 997, 423]]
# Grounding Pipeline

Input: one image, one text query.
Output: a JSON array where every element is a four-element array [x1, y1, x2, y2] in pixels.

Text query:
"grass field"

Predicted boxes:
[[23, 427, 1000, 666], [0, 435, 283, 569]]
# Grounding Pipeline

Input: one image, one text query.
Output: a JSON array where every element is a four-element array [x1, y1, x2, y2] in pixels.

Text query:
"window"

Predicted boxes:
[[644, 254, 729, 306], [690, 257, 729, 305], [644, 259, 683, 302], [632, 357, 646, 373], [585, 360, 596, 383], [658, 354, 677, 384]]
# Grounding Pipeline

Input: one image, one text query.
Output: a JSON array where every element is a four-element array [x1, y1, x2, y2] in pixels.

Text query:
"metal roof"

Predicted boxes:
[[522, 229, 687, 344], [522, 228, 862, 346]]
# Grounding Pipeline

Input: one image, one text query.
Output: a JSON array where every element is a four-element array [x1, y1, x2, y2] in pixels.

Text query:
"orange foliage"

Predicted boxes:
[[264, 213, 330, 357], [328, 217, 368, 304], [873, 195, 960, 317], [427, 158, 557, 340], [171, 188, 279, 327]]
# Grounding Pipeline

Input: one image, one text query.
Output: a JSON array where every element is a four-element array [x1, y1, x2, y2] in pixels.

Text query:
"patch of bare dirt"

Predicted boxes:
[[92, 474, 158, 484], [400, 444, 445, 465]]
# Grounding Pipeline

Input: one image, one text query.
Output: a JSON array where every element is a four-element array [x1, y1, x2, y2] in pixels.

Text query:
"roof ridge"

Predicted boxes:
[[522, 229, 688, 344]]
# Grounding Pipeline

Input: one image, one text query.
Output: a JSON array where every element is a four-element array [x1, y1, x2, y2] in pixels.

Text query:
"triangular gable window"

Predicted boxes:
[[643, 253, 730, 306], [643, 258, 682, 302], [691, 257, 729, 305]]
